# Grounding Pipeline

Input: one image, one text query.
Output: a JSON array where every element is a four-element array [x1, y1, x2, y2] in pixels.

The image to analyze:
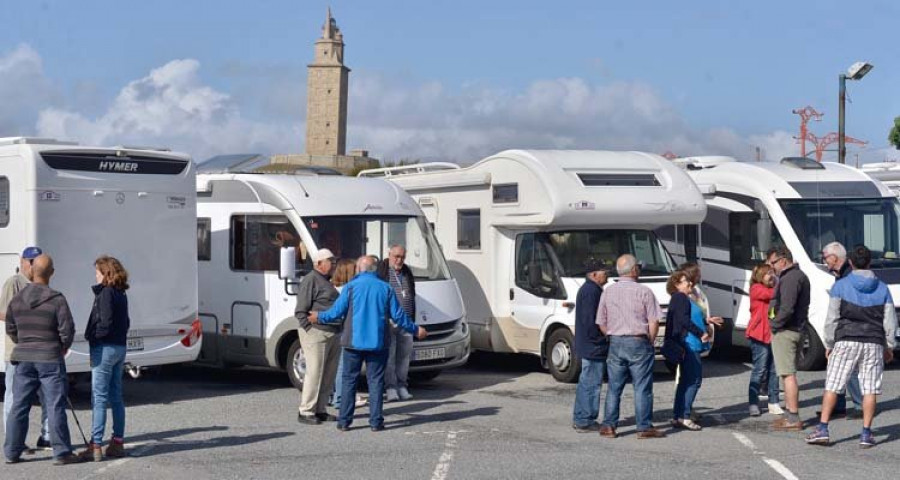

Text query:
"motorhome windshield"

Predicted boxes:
[[303, 215, 452, 281], [544, 229, 674, 277], [779, 197, 900, 268]]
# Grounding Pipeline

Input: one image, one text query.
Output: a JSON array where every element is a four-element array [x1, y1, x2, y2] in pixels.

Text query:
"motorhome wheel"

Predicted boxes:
[[286, 339, 307, 390], [796, 323, 826, 371], [546, 328, 580, 383]]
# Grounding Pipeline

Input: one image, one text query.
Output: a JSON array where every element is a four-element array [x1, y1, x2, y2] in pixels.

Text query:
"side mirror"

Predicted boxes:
[[279, 247, 297, 280]]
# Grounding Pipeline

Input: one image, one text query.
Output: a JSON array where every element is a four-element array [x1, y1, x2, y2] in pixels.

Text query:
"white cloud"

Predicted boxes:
[[0, 44, 800, 165], [0, 44, 57, 135], [36, 59, 300, 160]]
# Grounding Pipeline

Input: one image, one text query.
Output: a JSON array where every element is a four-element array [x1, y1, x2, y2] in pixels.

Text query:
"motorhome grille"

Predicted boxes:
[[41, 152, 189, 175], [577, 173, 661, 187]]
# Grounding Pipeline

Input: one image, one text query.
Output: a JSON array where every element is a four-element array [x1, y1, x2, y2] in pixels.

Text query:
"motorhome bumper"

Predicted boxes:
[[409, 329, 471, 372]]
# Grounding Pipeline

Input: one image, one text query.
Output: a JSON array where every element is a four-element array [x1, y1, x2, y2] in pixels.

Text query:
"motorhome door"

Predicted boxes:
[[508, 233, 562, 353]]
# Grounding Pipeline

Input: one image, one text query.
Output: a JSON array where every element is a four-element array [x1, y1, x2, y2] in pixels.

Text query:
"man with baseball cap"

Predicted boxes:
[[294, 248, 341, 425], [1, 246, 50, 451], [572, 258, 611, 432]]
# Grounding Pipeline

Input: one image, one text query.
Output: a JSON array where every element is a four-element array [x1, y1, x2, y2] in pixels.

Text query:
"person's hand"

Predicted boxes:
[[709, 316, 724, 328], [885, 349, 894, 364], [700, 333, 710, 343], [416, 326, 427, 340], [825, 348, 832, 360], [308, 311, 319, 324]]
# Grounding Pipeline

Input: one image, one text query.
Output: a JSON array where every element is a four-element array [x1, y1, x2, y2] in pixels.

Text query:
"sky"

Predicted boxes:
[[1, 0, 898, 165]]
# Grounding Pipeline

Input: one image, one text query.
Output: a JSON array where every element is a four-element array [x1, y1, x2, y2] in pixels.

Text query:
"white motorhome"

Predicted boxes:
[[0, 137, 201, 375], [861, 162, 900, 196], [660, 156, 900, 370], [360, 150, 707, 382], [195, 167, 469, 388]]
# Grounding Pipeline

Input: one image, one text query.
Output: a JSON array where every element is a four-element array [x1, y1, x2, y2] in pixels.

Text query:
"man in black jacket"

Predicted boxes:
[[767, 246, 810, 431], [377, 245, 417, 402], [3, 254, 82, 465], [572, 259, 609, 433]]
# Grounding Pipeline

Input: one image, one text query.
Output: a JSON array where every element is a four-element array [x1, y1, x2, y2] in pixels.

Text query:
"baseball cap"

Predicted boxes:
[[22, 246, 43, 260], [312, 248, 335, 263], [583, 257, 610, 274]]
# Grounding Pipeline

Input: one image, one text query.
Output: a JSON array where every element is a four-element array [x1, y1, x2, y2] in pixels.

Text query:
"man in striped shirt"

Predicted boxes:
[[377, 245, 417, 402], [596, 254, 665, 439]]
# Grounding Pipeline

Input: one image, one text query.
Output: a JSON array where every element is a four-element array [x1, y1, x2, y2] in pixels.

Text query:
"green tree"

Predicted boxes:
[[890, 116, 900, 150]]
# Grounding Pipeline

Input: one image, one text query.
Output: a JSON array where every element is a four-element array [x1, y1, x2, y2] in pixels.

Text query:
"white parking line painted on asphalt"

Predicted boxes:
[[731, 432, 799, 480], [77, 441, 157, 480], [430, 431, 459, 480]]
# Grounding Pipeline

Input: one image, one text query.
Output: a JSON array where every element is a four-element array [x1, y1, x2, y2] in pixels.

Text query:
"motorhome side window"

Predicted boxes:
[[728, 207, 784, 269], [457, 209, 481, 250], [0, 177, 8, 228], [230, 215, 304, 272], [197, 218, 211, 261], [492, 184, 518, 204], [515, 233, 566, 300]]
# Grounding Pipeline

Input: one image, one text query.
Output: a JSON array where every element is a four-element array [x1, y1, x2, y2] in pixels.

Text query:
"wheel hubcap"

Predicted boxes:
[[551, 341, 571, 371]]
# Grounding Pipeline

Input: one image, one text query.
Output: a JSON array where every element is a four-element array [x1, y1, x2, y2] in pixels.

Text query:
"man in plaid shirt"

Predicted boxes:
[[806, 245, 897, 448]]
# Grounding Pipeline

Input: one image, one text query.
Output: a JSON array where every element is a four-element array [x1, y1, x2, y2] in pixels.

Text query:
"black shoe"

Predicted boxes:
[[336, 424, 351, 432], [53, 453, 85, 466], [297, 413, 322, 425], [5, 457, 23, 464], [315, 413, 337, 422], [371, 425, 385, 432], [35, 437, 51, 450], [572, 423, 600, 433]]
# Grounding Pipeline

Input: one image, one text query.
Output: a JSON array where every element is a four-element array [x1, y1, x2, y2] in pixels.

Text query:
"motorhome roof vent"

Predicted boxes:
[[674, 156, 737, 170], [112, 145, 172, 152], [780, 157, 825, 170], [577, 173, 661, 187]]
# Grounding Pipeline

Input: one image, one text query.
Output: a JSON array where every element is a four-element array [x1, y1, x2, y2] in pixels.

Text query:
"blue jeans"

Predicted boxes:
[[331, 349, 345, 408], [603, 336, 655, 431], [339, 348, 388, 429], [385, 327, 413, 390], [673, 349, 702, 419], [749, 339, 780, 406], [572, 358, 606, 427], [4, 361, 49, 441], [4, 361, 72, 460], [90, 344, 127, 445]]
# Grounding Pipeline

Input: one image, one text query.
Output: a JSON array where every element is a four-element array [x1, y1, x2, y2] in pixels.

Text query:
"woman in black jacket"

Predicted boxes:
[[665, 270, 710, 431], [83, 256, 131, 462]]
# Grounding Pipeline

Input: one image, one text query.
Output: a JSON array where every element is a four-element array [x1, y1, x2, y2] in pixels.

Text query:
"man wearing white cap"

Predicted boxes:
[[294, 248, 341, 425]]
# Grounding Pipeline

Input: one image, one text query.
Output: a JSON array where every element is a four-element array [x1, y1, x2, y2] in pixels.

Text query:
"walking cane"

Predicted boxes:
[[66, 396, 90, 447]]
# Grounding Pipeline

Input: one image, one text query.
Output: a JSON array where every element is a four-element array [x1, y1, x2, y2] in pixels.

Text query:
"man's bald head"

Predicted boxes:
[[616, 254, 638, 278], [357, 255, 378, 273], [31, 254, 54, 284]]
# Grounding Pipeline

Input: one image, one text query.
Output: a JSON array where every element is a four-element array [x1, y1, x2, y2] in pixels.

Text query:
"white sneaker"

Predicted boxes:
[[767, 403, 784, 415], [355, 395, 368, 408], [385, 388, 399, 402], [398, 387, 413, 401]]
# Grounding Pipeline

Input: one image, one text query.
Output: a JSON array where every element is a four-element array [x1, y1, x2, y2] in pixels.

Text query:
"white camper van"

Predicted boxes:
[[360, 150, 707, 382], [660, 156, 900, 370], [0, 137, 201, 375], [195, 168, 469, 388], [861, 163, 900, 196]]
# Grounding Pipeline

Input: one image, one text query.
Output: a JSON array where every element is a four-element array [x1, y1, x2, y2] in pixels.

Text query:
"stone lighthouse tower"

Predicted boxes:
[[305, 8, 349, 156]]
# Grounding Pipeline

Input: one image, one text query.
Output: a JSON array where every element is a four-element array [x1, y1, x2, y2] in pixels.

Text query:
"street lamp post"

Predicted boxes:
[[838, 61, 873, 164]]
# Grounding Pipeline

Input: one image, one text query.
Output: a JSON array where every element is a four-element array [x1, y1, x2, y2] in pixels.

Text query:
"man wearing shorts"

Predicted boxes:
[[767, 247, 809, 431], [806, 245, 897, 448]]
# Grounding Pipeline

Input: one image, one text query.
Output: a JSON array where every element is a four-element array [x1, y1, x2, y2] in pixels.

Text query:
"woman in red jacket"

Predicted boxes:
[[747, 263, 783, 417]]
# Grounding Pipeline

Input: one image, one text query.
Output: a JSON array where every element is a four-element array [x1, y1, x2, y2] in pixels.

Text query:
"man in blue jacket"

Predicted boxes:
[[310, 255, 427, 432], [572, 258, 609, 433], [806, 245, 897, 448]]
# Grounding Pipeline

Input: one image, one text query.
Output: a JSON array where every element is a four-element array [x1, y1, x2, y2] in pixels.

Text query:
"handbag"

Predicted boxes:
[[661, 336, 685, 364]]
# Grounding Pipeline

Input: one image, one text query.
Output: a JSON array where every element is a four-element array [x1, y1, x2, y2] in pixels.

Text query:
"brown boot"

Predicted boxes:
[[105, 439, 126, 458], [77, 443, 103, 462]]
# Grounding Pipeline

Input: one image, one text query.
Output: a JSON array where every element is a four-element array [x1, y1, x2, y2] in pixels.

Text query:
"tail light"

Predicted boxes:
[[180, 319, 202, 347]]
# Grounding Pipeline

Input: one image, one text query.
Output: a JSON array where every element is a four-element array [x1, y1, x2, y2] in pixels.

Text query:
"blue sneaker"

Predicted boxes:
[[860, 431, 876, 449], [805, 426, 830, 445]]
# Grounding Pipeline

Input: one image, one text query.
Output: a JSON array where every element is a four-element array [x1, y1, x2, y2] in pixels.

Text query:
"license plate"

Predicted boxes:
[[653, 336, 665, 348], [126, 337, 144, 352], [414, 347, 445, 361]]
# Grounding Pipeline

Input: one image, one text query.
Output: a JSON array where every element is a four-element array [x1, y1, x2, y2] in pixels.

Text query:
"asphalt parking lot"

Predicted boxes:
[[1, 352, 899, 480]]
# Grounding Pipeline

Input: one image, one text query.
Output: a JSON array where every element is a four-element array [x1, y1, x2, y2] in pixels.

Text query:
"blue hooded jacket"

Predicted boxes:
[[317, 271, 417, 351], [826, 270, 896, 349]]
